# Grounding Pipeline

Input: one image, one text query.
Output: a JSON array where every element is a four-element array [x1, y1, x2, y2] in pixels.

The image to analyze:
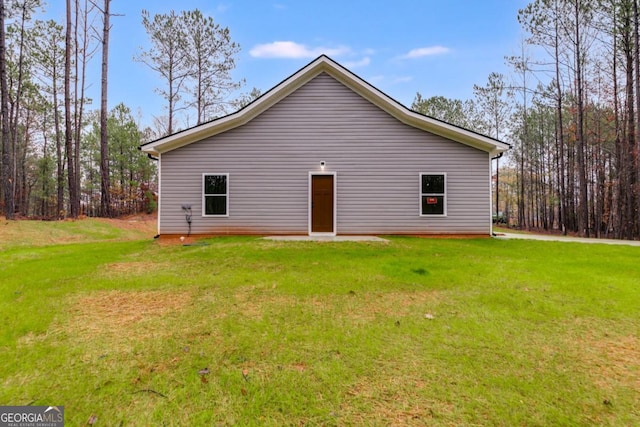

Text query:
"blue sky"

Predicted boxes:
[[42, 0, 529, 129]]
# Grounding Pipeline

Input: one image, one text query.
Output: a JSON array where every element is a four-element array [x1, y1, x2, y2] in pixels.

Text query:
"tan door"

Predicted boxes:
[[311, 175, 334, 233]]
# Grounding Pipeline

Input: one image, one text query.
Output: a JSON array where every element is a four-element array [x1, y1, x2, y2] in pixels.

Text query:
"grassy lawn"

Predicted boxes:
[[1, 219, 639, 426]]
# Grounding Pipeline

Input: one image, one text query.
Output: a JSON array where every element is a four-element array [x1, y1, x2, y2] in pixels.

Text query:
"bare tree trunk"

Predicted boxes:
[[11, 3, 30, 216], [546, 136, 556, 228], [65, 0, 79, 218], [634, 0, 640, 237], [518, 94, 527, 230], [168, 60, 174, 135], [612, 5, 623, 238], [40, 109, 49, 218], [554, 0, 567, 235], [100, 0, 111, 217], [196, 51, 203, 125], [0, 0, 14, 219], [622, 3, 636, 240], [574, 0, 590, 237], [74, 0, 81, 215], [54, 79, 64, 218], [74, 0, 92, 216], [18, 108, 32, 215]]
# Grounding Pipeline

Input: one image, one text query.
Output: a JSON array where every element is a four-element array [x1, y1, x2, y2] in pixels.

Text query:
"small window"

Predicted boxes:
[[420, 173, 446, 216], [203, 174, 228, 216]]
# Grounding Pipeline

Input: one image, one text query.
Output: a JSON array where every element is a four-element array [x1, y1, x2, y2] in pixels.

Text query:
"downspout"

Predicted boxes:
[[491, 152, 504, 237], [139, 148, 160, 237], [182, 205, 192, 236]]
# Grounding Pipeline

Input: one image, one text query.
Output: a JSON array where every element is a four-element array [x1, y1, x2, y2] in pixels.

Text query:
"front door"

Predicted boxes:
[[311, 174, 334, 234]]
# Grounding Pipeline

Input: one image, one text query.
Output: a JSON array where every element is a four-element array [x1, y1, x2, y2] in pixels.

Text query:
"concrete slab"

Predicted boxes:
[[495, 232, 640, 247], [263, 235, 388, 242]]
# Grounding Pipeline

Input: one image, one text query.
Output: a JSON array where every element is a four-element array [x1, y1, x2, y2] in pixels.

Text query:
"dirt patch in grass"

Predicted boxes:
[[344, 375, 454, 426], [155, 235, 203, 246], [347, 291, 440, 320], [102, 261, 171, 277], [155, 234, 237, 246], [578, 333, 640, 392], [70, 289, 192, 338], [231, 289, 440, 323], [93, 213, 157, 235]]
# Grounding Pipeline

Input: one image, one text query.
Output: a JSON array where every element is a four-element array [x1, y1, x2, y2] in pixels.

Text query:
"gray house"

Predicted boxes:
[[140, 55, 510, 237]]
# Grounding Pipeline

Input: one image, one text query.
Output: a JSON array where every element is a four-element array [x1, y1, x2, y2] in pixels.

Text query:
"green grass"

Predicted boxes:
[[0, 215, 154, 250], [1, 220, 639, 426]]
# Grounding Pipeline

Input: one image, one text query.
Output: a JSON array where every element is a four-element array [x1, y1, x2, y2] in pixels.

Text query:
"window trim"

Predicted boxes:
[[419, 173, 447, 217], [202, 173, 229, 217]]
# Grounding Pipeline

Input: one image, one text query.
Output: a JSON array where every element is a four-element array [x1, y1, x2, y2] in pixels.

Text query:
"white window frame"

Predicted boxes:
[[419, 173, 447, 217], [202, 173, 229, 217]]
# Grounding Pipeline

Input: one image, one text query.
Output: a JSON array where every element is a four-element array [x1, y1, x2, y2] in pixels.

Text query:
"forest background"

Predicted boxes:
[[1, 0, 639, 240]]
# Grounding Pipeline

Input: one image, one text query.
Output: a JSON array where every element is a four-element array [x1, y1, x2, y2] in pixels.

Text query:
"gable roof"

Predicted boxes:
[[140, 55, 511, 157]]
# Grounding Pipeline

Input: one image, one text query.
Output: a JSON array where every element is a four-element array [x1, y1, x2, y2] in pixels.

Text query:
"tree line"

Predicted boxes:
[[0, 1, 248, 219], [3, 1, 639, 241], [413, 0, 640, 240]]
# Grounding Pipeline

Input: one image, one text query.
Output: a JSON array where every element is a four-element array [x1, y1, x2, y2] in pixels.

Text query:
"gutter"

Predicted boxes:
[[137, 144, 159, 161]]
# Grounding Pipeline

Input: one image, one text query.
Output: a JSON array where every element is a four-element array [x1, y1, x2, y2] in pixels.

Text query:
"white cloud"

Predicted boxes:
[[392, 76, 413, 84], [273, 3, 286, 9], [215, 3, 230, 14], [249, 41, 350, 59], [343, 57, 371, 68], [366, 75, 412, 87], [400, 46, 450, 59]]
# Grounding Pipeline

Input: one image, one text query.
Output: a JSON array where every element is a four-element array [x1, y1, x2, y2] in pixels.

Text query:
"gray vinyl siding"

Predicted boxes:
[[159, 72, 491, 235]]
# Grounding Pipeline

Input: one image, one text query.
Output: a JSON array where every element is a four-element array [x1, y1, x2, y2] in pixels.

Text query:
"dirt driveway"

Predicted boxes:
[[495, 232, 640, 247]]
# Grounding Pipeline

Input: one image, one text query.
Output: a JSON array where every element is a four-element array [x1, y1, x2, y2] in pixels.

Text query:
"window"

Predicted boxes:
[[203, 174, 228, 216], [420, 173, 446, 216]]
